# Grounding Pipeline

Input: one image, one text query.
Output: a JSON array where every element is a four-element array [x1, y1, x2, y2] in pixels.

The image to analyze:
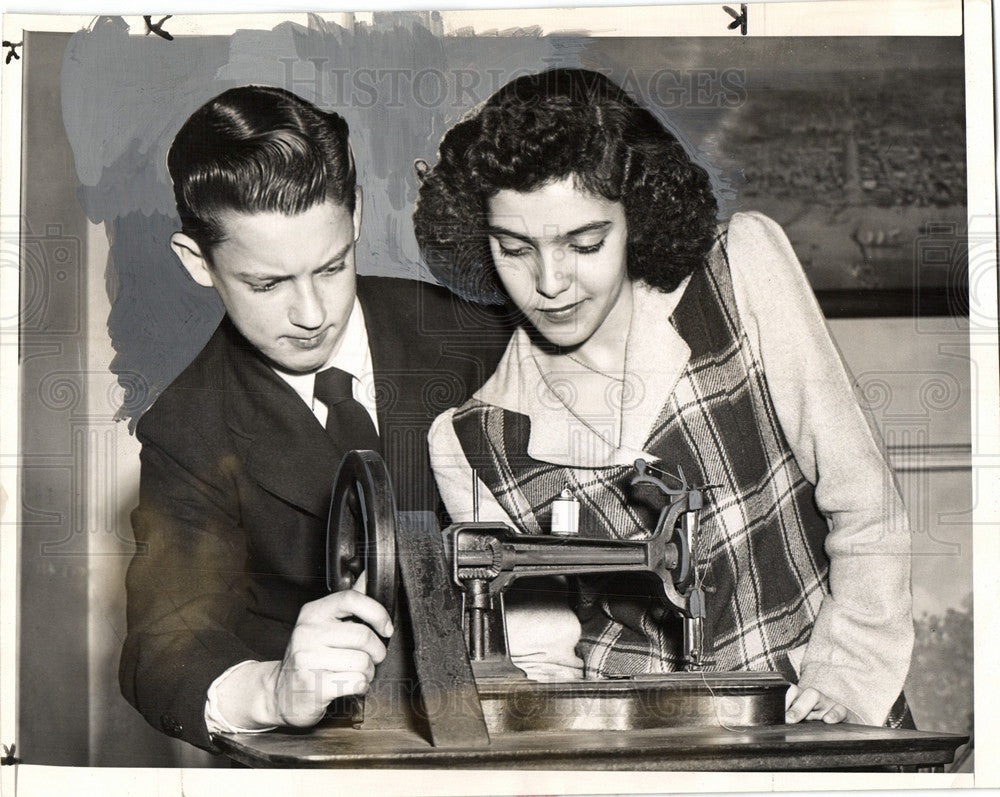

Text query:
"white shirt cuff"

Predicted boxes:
[[204, 660, 278, 734]]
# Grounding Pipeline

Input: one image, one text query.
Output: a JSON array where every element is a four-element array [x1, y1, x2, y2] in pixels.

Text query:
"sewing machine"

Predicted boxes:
[[213, 450, 968, 770], [324, 450, 786, 740]]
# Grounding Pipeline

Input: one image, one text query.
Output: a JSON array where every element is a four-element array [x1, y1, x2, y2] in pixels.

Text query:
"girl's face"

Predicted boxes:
[[487, 177, 631, 352]]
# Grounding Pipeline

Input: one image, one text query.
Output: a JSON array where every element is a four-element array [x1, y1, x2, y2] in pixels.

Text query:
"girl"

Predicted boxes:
[[414, 68, 913, 728]]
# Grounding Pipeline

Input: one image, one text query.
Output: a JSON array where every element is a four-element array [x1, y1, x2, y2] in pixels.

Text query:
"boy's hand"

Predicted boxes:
[[784, 684, 850, 724], [266, 590, 394, 727]]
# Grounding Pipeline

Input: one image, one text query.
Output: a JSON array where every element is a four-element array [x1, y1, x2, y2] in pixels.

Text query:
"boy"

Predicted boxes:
[[120, 85, 507, 750]]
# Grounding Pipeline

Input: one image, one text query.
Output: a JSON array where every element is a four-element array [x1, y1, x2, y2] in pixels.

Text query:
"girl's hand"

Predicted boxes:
[[785, 684, 850, 724]]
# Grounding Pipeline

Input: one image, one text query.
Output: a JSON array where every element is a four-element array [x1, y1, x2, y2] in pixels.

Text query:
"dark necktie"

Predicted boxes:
[[313, 367, 380, 452]]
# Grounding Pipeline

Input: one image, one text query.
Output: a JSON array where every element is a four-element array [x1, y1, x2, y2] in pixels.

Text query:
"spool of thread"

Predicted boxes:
[[551, 485, 580, 536]]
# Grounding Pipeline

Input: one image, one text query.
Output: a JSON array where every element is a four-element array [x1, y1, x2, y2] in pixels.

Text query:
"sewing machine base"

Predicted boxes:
[[478, 671, 788, 733], [331, 669, 787, 738]]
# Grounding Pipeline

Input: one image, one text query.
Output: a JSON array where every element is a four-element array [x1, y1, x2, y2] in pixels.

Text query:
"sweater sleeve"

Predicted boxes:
[[726, 211, 914, 725]]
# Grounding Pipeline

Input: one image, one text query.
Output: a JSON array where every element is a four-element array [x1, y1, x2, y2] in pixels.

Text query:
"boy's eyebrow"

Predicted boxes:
[[237, 270, 289, 283], [486, 220, 612, 243], [236, 242, 354, 281], [310, 241, 353, 273]]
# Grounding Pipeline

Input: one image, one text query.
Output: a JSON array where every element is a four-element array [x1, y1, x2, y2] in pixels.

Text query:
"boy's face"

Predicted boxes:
[[174, 196, 362, 374]]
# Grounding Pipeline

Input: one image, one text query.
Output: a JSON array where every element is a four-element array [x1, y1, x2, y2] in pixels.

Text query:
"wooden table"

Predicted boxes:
[[216, 721, 967, 770]]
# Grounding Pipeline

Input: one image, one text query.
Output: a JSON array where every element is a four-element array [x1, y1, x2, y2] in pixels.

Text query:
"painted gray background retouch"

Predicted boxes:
[[59, 17, 966, 423]]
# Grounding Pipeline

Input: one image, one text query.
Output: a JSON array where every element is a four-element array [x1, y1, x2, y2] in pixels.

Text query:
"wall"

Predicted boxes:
[[16, 31, 220, 769], [829, 316, 972, 618], [828, 316, 973, 733], [18, 30, 92, 766]]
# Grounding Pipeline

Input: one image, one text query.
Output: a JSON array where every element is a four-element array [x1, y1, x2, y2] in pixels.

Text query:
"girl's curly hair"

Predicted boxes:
[[413, 68, 719, 305]]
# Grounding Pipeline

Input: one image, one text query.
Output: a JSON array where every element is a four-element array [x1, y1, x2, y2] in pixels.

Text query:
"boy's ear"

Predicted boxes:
[[170, 232, 215, 288], [352, 186, 363, 243]]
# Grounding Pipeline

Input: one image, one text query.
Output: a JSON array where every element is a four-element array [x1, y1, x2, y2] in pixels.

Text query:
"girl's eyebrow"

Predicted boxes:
[[561, 220, 612, 239], [485, 225, 532, 244], [486, 220, 612, 243]]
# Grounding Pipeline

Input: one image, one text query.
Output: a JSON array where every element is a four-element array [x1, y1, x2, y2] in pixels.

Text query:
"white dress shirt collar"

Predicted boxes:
[[273, 297, 378, 429]]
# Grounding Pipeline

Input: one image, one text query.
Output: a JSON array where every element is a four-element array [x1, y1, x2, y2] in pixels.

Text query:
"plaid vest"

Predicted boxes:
[[452, 234, 831, 680]]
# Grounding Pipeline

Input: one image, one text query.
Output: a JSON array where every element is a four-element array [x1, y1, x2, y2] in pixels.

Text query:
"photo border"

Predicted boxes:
[[0, 0, 995, 793]]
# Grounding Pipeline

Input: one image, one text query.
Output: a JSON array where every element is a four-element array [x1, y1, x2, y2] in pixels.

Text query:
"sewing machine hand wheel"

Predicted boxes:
[[326, 450, 398, 615]]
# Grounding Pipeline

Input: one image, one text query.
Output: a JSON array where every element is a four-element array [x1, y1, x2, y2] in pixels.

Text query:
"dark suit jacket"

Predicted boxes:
[[119, 277, 510, 750]]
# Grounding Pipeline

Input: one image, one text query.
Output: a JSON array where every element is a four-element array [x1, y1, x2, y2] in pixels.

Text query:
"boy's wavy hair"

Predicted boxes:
[[168, 85, 356, 257], [413, 68, 718, 304]]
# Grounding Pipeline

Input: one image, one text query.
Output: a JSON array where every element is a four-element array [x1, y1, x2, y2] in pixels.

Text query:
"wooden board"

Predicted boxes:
[[216, 721, 967, 771]]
